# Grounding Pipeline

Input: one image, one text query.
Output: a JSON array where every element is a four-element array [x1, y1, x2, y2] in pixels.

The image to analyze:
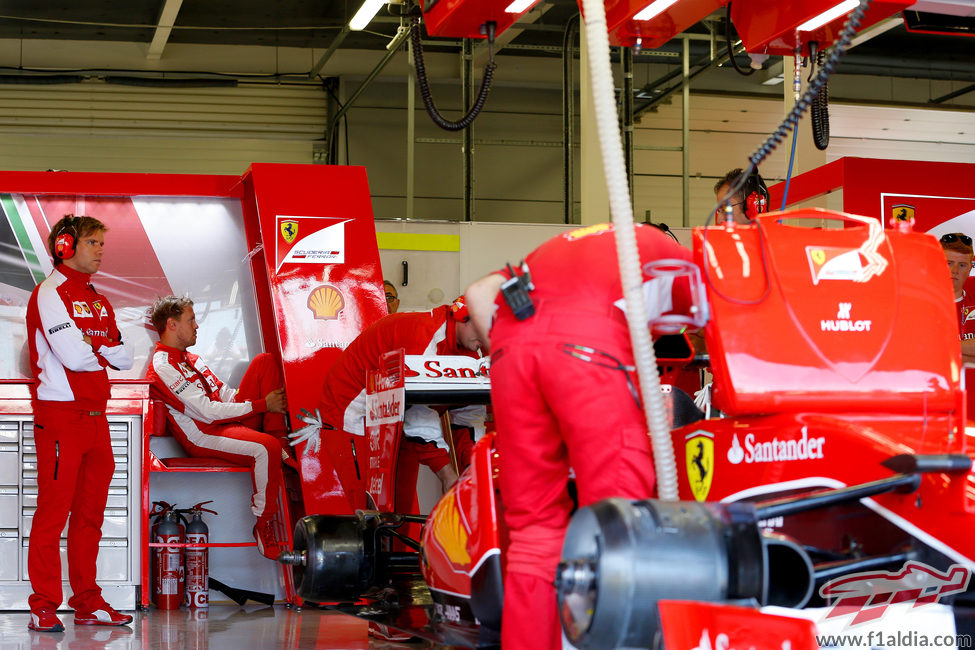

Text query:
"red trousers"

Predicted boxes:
[[396, 425, 474, 514], [28, 404, 115, 612], [329, 425, 472, 513], [491, 310, 657, 650], [173, 353, 287, 522]]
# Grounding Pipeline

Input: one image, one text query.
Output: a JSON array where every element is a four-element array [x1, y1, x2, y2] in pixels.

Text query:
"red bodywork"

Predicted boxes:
[[678, 209, 972, 564], [411, 207, 975, 640], [420, 434, 501, 608], [245, 165, 388, 516], [365, 351, 408, 511]]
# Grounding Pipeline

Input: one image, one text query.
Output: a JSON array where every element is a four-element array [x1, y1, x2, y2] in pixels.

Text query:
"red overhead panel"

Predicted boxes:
[[419, 0, 540, 38], [731, 0, 912, 57], [602, 0, 727, 48]]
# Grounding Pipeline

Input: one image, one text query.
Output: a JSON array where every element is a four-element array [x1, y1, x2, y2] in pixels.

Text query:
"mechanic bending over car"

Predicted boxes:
[[291, 297, 487, 513], [464, 222, 693, 650]]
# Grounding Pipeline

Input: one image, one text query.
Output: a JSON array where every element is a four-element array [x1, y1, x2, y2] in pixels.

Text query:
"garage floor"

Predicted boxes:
[[0, 605, 447, 649]]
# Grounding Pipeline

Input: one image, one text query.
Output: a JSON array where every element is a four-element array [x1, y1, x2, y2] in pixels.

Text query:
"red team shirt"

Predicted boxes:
[[146, 342, 269, 437], [26, 264, 132, 410], [957, 292, 975, 417], [319, 305, 474, 434], [493, 222, 693, 333]]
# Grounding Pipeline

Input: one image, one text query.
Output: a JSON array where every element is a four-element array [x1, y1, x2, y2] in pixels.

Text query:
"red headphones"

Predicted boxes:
[[450, 296, 470, 322], [743, 170, 770, 221], [53, 216, 78, 260]]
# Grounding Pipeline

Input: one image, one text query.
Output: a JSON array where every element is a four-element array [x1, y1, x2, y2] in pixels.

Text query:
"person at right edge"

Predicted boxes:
[[464, 222, 692, 650], [940, 232, 975, 417], [26, 215, 134, 632]]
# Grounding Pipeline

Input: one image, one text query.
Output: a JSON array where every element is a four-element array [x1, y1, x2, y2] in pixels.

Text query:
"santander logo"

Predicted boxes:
[[727, 427, 825, 465], [404, 355, 490, 383]]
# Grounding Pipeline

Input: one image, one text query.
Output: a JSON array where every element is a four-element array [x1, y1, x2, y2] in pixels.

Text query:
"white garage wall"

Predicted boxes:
[[0, 82, 324, 173], [631, 94, 975, 228], [376, 220, 575, 313]]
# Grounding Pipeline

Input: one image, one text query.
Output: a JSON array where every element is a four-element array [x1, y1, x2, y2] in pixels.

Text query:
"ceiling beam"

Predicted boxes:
[[309, 25, 351, 79], [847, 16, 904, 49], [146, 0, 184, 61]]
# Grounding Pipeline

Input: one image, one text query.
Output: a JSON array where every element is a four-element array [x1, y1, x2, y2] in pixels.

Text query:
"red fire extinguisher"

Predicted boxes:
[[184, 501, 217, 609], [151, 502, 185, 610], [149, 501, 172, 607]]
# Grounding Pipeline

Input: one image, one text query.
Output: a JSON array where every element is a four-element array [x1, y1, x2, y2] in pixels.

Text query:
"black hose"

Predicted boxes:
[[562, 13, 580, 225], [725, 2, 754, 76], [746, 0, 869, 173], [703, 0, 871, 306], [410, 15, 497, 132], [811, 48, 830, 150]]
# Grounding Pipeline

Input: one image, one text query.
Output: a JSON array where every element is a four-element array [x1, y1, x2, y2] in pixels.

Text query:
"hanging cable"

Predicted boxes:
[[746, 0, 869, 177], [725, 2, 754, 76], [410, 12, 497, 132], [781, 46, 803, 210], [704, 0, 872, 305], [810, 45, 831, 150], [781, 122, 799, 211]]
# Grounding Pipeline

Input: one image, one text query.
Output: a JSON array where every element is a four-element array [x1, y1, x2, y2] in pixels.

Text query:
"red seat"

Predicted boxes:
[[140, 399, 298, 607], [153, 456, 249, 471]]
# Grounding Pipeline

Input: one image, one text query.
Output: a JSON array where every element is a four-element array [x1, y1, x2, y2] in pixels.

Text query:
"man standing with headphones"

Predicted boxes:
[[25, 215, 133, 632], [714, 167, 770, 224]]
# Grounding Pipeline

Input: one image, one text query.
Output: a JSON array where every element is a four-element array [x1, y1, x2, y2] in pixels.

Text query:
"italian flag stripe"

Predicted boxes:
[[0, 193, 46, 285]]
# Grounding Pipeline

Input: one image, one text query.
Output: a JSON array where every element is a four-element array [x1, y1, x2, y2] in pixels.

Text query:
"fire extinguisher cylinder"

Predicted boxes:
[[153, 508, 185, 610], [185, 508, 210, 609]]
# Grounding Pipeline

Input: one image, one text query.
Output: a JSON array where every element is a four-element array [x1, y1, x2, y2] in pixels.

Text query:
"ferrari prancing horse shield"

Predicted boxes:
[[685, 430, 714, 501], [280, 219, 299, 244]]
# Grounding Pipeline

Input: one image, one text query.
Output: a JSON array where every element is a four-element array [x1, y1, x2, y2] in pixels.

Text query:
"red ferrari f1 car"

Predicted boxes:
[[280, 209, 975, 649]]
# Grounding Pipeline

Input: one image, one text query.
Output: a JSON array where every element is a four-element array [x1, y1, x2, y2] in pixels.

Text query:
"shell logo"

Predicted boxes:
[[307, 285, 345, 321], [430, 490, 471, 566]]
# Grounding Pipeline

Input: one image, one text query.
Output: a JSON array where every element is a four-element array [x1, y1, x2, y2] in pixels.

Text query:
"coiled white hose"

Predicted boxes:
[[580, 0, 679, 500]]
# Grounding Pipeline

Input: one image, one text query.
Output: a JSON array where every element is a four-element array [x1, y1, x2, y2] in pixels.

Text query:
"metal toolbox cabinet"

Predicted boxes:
[[0, 414, 141, 610]]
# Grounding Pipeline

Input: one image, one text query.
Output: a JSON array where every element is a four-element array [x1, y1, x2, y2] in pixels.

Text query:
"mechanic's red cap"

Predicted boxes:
[[450, 295, 470, 322]]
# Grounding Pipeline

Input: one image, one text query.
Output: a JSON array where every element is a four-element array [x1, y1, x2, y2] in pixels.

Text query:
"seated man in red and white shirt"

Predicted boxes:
[[145, 295, 290, 559]]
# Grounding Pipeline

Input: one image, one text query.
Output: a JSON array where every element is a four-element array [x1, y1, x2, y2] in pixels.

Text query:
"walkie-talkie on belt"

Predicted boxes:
[[501, 261, 535, 320]]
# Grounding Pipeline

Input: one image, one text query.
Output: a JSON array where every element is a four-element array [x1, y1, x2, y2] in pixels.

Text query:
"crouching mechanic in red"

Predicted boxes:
[[146, 295, 291, 558], [291, 297, 486, 513], [465, 222, 692, 650], [26, 215, 134, 632]]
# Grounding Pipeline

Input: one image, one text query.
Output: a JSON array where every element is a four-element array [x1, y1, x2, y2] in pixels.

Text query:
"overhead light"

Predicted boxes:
[[796, 0, 860, 32], [349, 0, 386, 31], [634, 0, 681, 22], [505, 0, 539, 13]]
